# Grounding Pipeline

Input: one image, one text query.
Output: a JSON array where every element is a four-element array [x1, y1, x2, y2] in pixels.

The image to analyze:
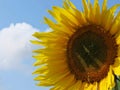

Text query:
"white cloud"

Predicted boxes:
[[0, 23, 39, 71]]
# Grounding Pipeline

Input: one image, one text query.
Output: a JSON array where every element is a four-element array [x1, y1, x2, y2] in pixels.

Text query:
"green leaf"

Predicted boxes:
[[112, 76, 120, 90]]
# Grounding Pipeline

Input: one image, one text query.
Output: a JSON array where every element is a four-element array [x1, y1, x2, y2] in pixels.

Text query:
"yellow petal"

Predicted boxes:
[[99, 77, 107, 90], [63, 0, 76, 9], [32, 54, 46, 61], [32, 31, 55, 40], [31, 40, 50, 47], [93, 0, 99, 16], [89, 3, 94, 22], [68, 81, 83, 90], [117, 47, 120, 57], [94, 0, 101, 24], [44, 17, 55, 28], [53, 7, 79, 26], [84, 82, 97, 90], [31, 40, 41, 45], [112, 12, 120, 37], [63, 0, 69, 9], [45, 17, 74, 35], [110, 20, 120, 35], [101, 4, 120, 30], [82, 0, 89, 17], [99, 67, 115, 90], [106, 66, 115, 89], [113, 57, 120, 67], [85, 84, 93, 90], [112, 57, 120, 75], [61, 14, 78, 27], [33, 59, 47, 66], [52, 74, 75, 90], [101, 11, 112, 30], [108, 4, 120, 14], [48, 62, 68, 73], [74, 10, 87, 25], [102, 0, 108, 13], [48, 7, 61, 22], [83, 0, 101, 24], [37, 81, 53, 86], [46, 69, 70, 83], [47, 59, 67, 67], [67, 0, 76, 9], [116, 35, 120, 45], [50, 86, 60, 90], [92, 82, 98, 90], [93, 0, 98, 9], [34, 75, 46, 81], [33, 65, 48, 74]]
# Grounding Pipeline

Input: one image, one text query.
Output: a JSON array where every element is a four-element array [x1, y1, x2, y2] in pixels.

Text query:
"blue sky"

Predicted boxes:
[[0, 0, 120, 90]]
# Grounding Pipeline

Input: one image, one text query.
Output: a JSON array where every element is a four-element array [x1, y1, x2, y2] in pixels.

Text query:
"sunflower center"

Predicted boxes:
[[73, 31, 107, 71], [67, 25, 117, 83]]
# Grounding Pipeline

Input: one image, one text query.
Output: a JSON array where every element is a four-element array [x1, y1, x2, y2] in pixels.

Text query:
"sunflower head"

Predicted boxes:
[[32, 0, 120, 90]]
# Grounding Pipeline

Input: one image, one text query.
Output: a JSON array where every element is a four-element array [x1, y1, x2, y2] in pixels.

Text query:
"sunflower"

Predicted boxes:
[[32, 0, 120, 90]]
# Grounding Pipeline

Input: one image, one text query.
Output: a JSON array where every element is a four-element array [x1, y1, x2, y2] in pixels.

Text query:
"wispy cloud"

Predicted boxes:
[[0, 23, 38, 71]]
